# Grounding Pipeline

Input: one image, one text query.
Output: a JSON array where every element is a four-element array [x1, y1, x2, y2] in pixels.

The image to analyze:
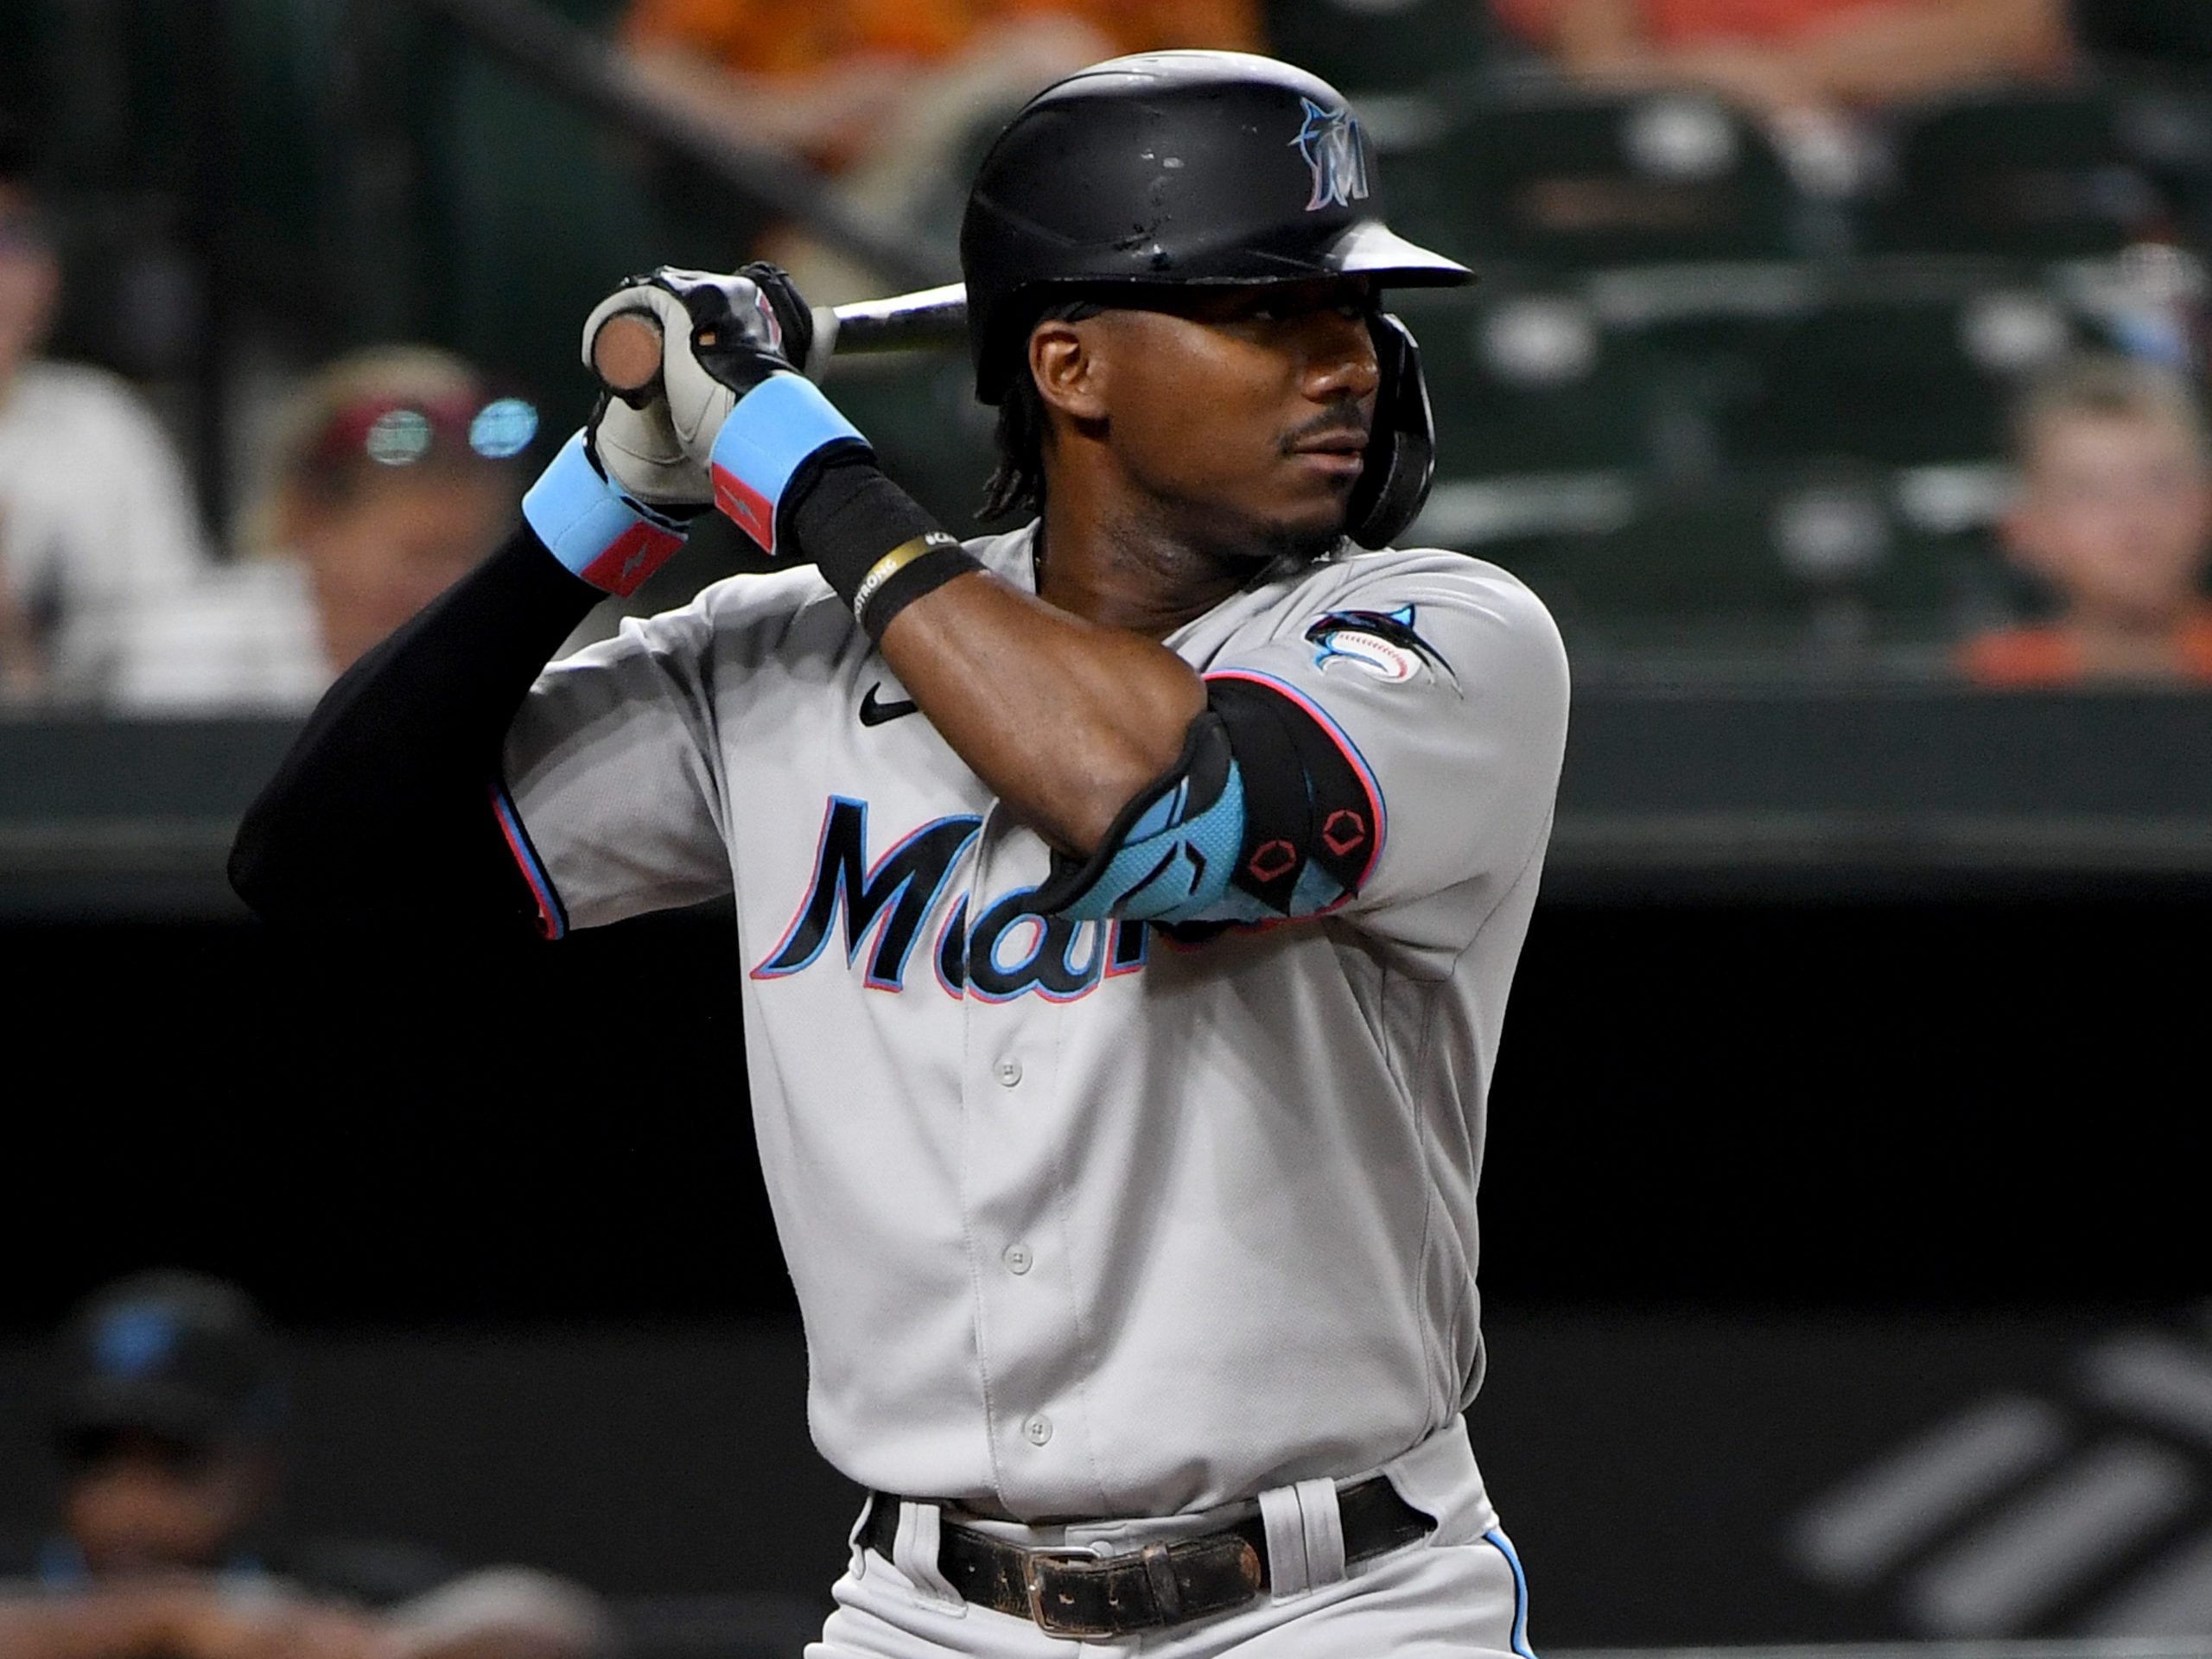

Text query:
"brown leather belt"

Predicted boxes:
[[861, 1477, 1434, 1638]]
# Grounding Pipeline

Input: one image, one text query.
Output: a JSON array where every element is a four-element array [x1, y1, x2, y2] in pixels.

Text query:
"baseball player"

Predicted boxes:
[[232, 49, 1569, 1658]]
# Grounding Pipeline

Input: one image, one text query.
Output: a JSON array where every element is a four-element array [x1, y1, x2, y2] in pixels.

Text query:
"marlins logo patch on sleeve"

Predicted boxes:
[[1305, 606, 1452, 685]]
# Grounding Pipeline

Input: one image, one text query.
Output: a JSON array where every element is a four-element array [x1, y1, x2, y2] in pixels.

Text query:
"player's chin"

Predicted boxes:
[[1288, 464, 1361, 524], [1190, 467, 1356, 564], [1248, 497, 1354, 565]]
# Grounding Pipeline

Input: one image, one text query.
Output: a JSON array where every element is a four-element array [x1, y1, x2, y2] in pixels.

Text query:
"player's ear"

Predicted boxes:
[[1030, 320, 1108, 427]]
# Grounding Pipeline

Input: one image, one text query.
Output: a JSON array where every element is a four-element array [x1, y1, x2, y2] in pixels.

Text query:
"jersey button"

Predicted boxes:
[[995, 1058, 1023, 1087], [1022, 1414, 1052, 1446], [1003, 1243, 1033, 1275]]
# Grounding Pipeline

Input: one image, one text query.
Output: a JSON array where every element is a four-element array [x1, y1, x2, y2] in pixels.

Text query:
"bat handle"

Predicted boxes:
[[588, 304, 842, 400], [589, 310, 665, 404]]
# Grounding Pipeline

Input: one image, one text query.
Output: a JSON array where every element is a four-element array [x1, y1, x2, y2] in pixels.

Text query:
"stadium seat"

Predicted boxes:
[[1491, 481, 1807, 628], [1713, 264, 2092, 469], [1398, 263, 2046, 650], [1266, 0, 1498, 99], [1399, 285, 1670, 482], [1380, 87, 1802, 272], [1861, 89, 2166, 260], [1459, 471, 1984, 657]]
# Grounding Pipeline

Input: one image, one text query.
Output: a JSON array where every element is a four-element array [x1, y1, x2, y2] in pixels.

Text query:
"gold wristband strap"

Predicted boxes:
[[852, 531, 962, 624]]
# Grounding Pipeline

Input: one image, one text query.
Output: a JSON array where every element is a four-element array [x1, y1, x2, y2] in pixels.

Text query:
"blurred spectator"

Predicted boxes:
[[0, 117, 213, 705], [112, 348, 535, 713], [0, 1270, 608, 1659], [1962, 353, 2212, 683], [621, 0, 1260, 297], [1491, 0, 2075, 118]]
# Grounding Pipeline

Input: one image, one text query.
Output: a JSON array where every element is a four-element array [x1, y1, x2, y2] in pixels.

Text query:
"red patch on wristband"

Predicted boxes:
[[714, 463, 779, 556], [579, 521, 683, 596]]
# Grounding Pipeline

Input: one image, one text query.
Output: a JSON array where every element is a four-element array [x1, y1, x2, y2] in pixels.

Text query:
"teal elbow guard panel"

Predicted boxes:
[[1035, 675, 1384, 931], [1033, 715, 1245, 924]]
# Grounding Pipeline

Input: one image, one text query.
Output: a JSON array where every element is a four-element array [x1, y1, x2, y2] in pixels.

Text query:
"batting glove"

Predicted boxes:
[[607, 264, 869, 556], [586, 383, 710, 516]]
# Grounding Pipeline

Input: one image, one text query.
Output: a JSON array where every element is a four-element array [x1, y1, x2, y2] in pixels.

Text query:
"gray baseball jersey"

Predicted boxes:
[[501, 521, 1569, 1521]]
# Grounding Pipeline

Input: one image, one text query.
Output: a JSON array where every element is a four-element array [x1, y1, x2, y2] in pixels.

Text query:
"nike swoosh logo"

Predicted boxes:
[[859, 683, 919, 727]]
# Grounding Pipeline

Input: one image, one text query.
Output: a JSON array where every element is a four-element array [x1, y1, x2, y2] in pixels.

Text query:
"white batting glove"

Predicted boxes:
[[591, 385, 708, 512], [579, 287, 718, 513], [582, 264, 823, 461], [583, 274, 790, 474], [588, 266, 865, 556]]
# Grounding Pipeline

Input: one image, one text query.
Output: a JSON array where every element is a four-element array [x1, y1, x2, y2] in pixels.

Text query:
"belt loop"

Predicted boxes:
[[1259, 1484, 1312, 1601], [1140, 1541, 1185, 1622], [1294, 1478, 1349, 1589], [892, 1499, 965, 1611], [849, 1495, 877, 1579]]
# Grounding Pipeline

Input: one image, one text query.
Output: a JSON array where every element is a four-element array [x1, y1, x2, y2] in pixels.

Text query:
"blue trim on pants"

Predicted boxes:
[[1484, 1528, 1535, 1658]]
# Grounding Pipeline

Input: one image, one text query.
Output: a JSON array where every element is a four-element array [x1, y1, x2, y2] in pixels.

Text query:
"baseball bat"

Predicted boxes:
[[591, 281, 969, 398]]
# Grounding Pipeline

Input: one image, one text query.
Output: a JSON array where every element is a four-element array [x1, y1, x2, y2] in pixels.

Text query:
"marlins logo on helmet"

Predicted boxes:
[[1294, 98, 1370, 211]]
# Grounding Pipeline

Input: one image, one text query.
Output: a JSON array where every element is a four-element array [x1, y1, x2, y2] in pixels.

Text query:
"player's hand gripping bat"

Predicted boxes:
[[591, 280, 969, 397]]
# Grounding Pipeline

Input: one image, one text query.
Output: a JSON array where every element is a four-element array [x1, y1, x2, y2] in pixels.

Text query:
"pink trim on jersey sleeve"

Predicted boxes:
[[489, 784, 568, 941]]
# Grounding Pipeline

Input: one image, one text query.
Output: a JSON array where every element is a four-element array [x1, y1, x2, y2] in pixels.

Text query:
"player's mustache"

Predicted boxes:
[[1279, 408, 1371, 454]]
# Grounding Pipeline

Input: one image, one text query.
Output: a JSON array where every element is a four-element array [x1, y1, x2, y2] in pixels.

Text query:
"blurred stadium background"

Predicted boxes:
[[2, 0, 2210, 1654]]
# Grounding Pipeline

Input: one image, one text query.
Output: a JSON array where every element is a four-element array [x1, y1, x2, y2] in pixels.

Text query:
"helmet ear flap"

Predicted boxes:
[[1345, 311, 1437, 551]]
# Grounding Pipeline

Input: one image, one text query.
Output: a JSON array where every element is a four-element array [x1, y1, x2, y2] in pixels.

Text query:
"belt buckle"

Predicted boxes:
[[1023, 1545, 1107, 1637]]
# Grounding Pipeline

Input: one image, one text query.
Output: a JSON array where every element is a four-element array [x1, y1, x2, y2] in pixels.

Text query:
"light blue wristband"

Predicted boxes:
[[522, 431, 688, 596], [709, 372, 868, 556]]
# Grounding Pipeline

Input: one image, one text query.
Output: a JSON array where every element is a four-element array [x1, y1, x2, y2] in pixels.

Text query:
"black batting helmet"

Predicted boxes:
[[958, 51, 1474, 549]]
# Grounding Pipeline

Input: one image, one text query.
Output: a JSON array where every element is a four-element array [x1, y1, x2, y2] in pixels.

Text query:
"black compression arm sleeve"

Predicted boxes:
[[785, 452, 978, 639], [228, 522, 602, 934]]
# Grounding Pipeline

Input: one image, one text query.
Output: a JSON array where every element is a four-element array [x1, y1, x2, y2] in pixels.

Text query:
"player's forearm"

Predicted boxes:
[[877, 570, 1206, 855], [782, 454, 1205, 855]]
